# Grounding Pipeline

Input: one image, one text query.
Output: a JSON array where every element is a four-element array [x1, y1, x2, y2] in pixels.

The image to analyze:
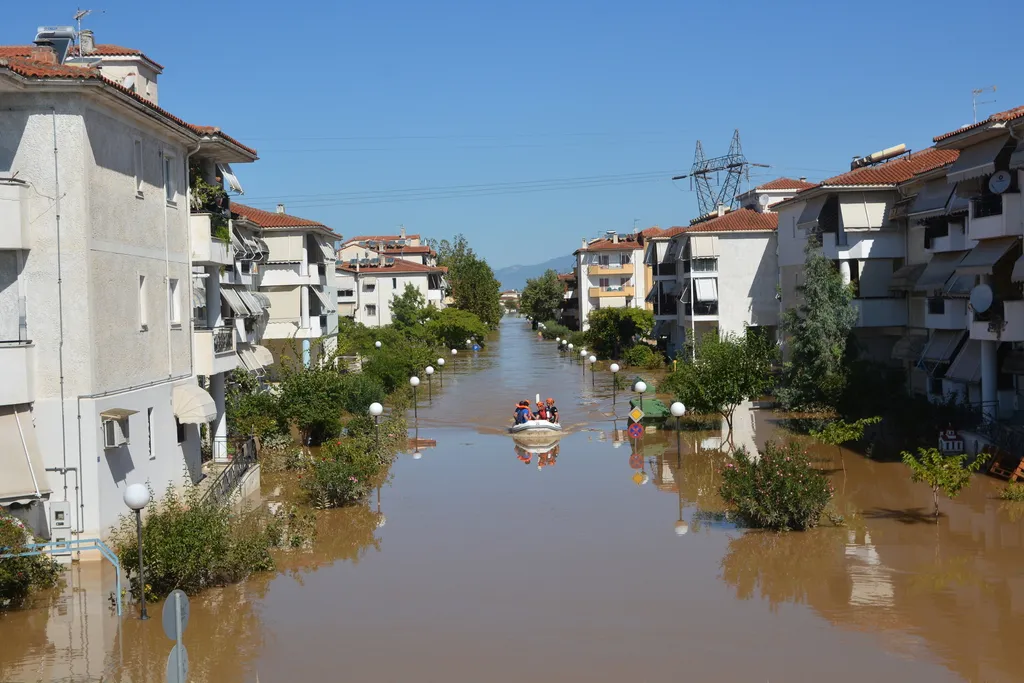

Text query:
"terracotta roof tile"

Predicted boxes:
[[575, 234, 643, 253], [0, 44, 164, 69], [756, 177, 817, 191], [371, 244, 434, 255], [686, 208, 777, 233], [934, 105, 1024, 142], [231, 202, 341, 238], [337, 257, 446, 275], [819, 147, 959, 187], [343, 234, 422, 245]]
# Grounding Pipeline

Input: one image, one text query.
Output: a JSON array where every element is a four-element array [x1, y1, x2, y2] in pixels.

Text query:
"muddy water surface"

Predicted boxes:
[[3, 318, 1024, 682]]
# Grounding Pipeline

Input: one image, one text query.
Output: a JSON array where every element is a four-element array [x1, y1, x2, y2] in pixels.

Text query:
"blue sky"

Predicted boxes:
[[3, 1, 1019, 268]]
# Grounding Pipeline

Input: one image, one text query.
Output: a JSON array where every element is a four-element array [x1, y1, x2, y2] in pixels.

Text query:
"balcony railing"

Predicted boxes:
[[685, 302, 719, 316], [589, 286, 635, 298], [213, 326, 234, 353], [655, 300, 678, 316], [972, 194, 1004, 219]]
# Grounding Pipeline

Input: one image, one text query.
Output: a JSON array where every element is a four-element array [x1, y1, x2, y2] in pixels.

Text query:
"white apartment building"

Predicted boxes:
[[0, 31, 234, 540], [231, 203, 340, 371], [774, 149, 959, 364], [643, 227, 686, 351], [337, 258, 446, 326], [337, 229, 433, 265], [574, 231, 648, 330]]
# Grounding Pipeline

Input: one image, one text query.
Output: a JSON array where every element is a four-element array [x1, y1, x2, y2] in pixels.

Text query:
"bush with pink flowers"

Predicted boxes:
[[719, 441, 833, 531]]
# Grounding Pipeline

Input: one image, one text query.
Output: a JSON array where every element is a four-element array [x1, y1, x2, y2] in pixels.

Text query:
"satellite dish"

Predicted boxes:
[[122, 73, 136, 92], [970, 284, 994, 314], [989, 171, 1012, 195], [758, 194, 771, 208]]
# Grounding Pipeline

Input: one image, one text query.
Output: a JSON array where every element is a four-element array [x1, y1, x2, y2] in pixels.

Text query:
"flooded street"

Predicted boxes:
[[4, 318, 1024, 682]]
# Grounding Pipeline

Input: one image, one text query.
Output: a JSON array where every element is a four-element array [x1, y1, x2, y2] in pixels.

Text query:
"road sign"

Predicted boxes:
[[162, 590, 190, 641], [629, 407, 645, 423], [628, 423, 644, 440], [165, 644, 189, 683], [632, 471, 649, 486]]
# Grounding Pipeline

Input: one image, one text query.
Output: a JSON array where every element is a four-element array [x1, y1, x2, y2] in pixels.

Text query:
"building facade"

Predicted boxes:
[[574, 231, 648, 330], [336, 258, 447, 326]]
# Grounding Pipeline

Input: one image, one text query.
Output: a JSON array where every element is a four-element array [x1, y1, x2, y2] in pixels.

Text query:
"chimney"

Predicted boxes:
[[276, 203, 285, 214], [400, 225, 406, 238], [581, 237, 587, 249], [716, 204, 726, 217], [799, 176, 807, 182], [30, 46, 57, 65], [612, 232, 618, 244], [79, 30, 96, 55]]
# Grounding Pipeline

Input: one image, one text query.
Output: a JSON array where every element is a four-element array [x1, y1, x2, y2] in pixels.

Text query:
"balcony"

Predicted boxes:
[[337, 289, 356, 302], [0, 343, 34, 405], [589, 263, 633, 276], [589, 286, 634, 298], [0, 178, 28, 250], [924, 298, 969, 330], [194, 326, 239, 376], [852, 298, 908, 327], [683, 302, 719, 318], [927, 220, 971, 254], [971, 299, 1024, 343], [968, 193, 1022, 241], [654, 298, 678, 318], [822, 230, 905, 260], [652, 263, 677, 277], [190, 214, 233, 266]]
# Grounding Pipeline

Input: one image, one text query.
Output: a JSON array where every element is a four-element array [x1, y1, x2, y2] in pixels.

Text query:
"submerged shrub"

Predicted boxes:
[[623, 343, 662, 369], [0, 511, 63, 609], [538, 320, 570, 340], [110, 486, 279, 600], [719, 441, 833, 531], [1000, 483, 1024, 502]]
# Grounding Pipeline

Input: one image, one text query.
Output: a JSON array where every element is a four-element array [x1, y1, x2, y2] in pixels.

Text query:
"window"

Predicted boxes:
[[163, 154, 176, 204], [392, 277, 397, 289], [175, 418, 186, 444], [927, 297, 946, 315], [692, 258, 718, 272], [621, 254, 631, 264], [147, 408, 154, 459], [133, 139, 143, 196], [620, 277, 629, 287], [338, 289, 354, 297], [365, 304, 377, 316], [168, 278, 181, 325], [599, 278, 609, 288], [138, 274, 148, 330]]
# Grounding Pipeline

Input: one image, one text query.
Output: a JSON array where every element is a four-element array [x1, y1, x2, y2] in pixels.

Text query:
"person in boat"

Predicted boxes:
[[534, 400, 549, 421], [514, 400, 532, 425], [545, 398, 559, 424]]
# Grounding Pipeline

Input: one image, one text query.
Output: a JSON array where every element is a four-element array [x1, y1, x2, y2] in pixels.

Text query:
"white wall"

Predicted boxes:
[[350, 271, 441, 327], [775, 201, 810, 269], [718, 232, 779, 335]]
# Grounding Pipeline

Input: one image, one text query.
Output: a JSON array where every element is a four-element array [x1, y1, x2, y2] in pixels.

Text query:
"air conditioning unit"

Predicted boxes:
[[102, 418, 129, 449]]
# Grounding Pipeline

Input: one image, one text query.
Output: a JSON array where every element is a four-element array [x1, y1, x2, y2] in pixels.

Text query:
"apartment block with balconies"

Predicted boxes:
[[573, 231, 647, 330]]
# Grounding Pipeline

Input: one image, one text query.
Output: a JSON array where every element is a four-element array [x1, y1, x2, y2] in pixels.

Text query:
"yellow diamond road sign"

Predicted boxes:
[[632, 471, 646, 486], [629, 407, 645, 423]]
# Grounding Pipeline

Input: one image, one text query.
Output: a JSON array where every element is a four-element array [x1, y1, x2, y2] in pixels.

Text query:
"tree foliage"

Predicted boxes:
[[277, 366, 351, 444], [662, 330, 776, 431], [391, 282, 427, 330], [778, 236, 859, 411], [1, 511, 63, 608], [585, 307, 654, 359], [520, 269, 565, 323], [901, 447, 982, 520], [811, 416, 882, 472], [424, 306, 490, 349], [433, 234, 503, 327]]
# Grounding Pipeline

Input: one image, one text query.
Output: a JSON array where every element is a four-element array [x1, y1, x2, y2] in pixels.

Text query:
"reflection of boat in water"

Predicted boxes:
[[514, 443, 559, 469]]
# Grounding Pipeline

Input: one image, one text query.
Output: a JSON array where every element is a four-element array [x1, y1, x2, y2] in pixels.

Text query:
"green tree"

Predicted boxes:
[[424, 306, 490, 349], [520, 269, 564, 323], [778, 236, 859, 411], [585, 307, 654, 359], [433, 234, 503, 327], [810, 416, 882, 474], [391, 283, 427, 330], [901, 447, 983, 520], [277, 366, 349, 444], [662, 330, 776, 433]]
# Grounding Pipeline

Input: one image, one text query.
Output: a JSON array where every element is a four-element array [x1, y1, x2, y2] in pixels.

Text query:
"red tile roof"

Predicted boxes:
[[0, 49, 255, 157], [370, 244, 435, 255], [934, 105, 1024, 142], [575, 234, 643, 252], [231, 203, 341, 238], [557, 272, 576, 281], [336, 257, 446, 275], [757, 177, 817, 191], [0, 44, 164, 69], [819, 147, 958, 187], [344, 234, 422, 245], [686, 208, 777, 233]]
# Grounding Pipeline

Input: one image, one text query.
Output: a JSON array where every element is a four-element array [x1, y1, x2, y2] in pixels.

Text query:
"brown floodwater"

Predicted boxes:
[[3, 317, 1024, 682]]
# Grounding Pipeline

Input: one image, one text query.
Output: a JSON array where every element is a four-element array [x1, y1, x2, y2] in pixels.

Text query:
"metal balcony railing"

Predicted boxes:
[[213, 326, 234, 353]]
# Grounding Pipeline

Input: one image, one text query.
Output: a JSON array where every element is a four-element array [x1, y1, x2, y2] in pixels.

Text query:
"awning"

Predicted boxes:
[[689, 235, 718, 258], [839, 193, 876, 229], [889, 196, 914, 222], [955, 237, 1017, 276], [252, 345, 275, 366], [948, 192, 970, 216], [191, 275, 206, 308], [945, 340, 983, 384], [891, 333, 928, 362], [230, 230, 247, 258], [943, 274, 974, 298], [645, 284, 659, 303], [694, 278, 718, 302], [309, 285, 333, 310], [99, 408, 138, 420], [220, 288, 248, 317], [238, 290, 264, 316], [921, 329, 964, 363], [908, 179, 955, 221], [1011, 255, 1024, 283], [889, 263, 927, 292], [678, 282, 690, 303], [797, 195, 828, 231], [172, 384, 217, 424], [216, 163, 244, 194], [238, 347, 265, 376], [255, 237, 270, 261], [0, 405, 50, 504], [946, 135, 1010, 184], [914, 251, 968, 292], [317, 237, 335, 262], [1002, 351, 1024, 375], [1010, 140, 1024, 171], [252, 292, 271, 308]]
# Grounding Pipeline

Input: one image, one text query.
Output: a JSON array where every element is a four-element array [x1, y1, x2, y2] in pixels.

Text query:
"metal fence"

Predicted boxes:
[[201, 436, 258, 506]]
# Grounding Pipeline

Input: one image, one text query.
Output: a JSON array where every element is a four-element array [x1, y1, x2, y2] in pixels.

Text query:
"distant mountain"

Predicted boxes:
[[494, 255, 575, 291]]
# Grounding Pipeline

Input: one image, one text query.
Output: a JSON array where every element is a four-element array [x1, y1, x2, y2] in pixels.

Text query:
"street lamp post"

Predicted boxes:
[[610, 363, 620, 406], [425, 366, 434, 401], [409, 376, 420, 423], [589, 355, 597, 387], [634, 380, 647, 413], [369, 402, 384, 449], [374, 340, 382, 349], [580, 349, 587, 376], [670, 401, 686, 467], [567, 343, 573, 361], [123, 483, 151, 620], [437, 357, 445, 387]]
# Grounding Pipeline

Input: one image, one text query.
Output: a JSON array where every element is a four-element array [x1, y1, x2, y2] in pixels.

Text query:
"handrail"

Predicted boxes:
[[0, 538, 122, 615], [201, 436, 258, 506]]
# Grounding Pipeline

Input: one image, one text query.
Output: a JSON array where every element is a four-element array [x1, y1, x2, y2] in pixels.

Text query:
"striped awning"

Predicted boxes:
[[0, 405, 50, 504]]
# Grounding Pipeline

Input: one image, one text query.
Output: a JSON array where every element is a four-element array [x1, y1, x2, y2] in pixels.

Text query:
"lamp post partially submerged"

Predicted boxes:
[[610, 363, 620, 406], [588, 355, 597, 387], [369, 402, 384, 449], [437, 357, 445, 387], [670, 401, 686, 466], [123, 483, 151, 620], [409, 376, 420, 423], [634, 380, 647, 413], [425, 366, 434, 401]]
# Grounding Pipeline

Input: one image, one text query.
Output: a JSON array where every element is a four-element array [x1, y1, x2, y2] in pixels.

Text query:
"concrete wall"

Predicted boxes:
[[775, 202, 809, 269], [718, 232, 779, 335]]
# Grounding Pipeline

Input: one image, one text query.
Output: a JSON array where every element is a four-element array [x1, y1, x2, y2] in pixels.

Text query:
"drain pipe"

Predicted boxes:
[[51, 109, 71, 517]]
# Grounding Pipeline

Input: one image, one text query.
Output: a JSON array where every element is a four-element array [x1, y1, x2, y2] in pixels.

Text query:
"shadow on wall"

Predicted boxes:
[[104, 444, 136, 484], [0, 109, 29, 173]]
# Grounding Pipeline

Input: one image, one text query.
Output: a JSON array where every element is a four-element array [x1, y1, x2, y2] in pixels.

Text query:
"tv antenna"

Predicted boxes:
[[972, 86, 997, 124], [671, 130, 769, 216]]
